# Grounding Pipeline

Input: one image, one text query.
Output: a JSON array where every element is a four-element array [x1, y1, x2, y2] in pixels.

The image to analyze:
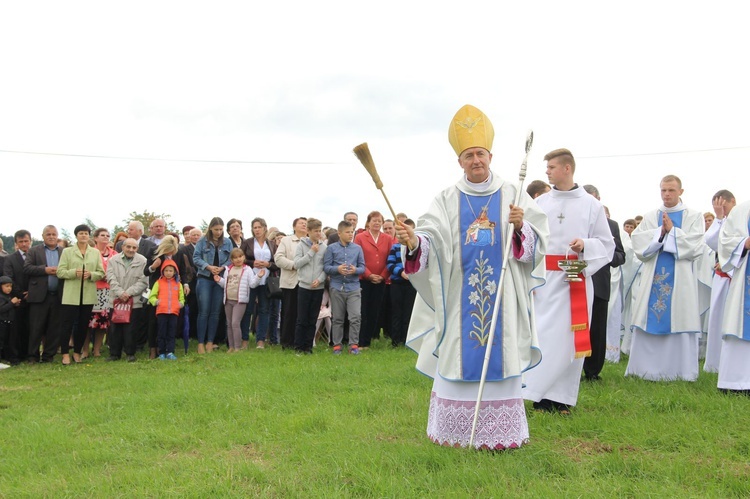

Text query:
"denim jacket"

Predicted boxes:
[[193, 236, 233, 279]]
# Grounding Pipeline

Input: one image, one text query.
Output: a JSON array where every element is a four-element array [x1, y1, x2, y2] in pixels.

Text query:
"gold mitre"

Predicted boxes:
[[448, 104, 494, 156]]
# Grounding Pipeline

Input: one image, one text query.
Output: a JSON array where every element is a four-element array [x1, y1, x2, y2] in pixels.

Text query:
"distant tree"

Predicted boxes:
[[120, 210, 177, 237], [0, 234, 14, 253], [59, 228, 71, 245]]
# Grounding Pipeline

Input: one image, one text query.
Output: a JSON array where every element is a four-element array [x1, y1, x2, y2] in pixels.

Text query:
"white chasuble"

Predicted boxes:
[[405, 173, 548, 449]]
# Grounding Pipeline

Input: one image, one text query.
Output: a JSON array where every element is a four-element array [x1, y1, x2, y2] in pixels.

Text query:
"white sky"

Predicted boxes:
[[2, 1, 749, 239]]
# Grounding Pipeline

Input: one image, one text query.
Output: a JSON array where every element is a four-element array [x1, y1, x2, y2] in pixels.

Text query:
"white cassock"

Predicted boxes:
[[605, 263, 623, 363], [695, 241, 715, 360], [703, 218, 731, 372], [627, 202, 704, 381], [405, 172, 549, 449], [522, 186, 614, 407], [619, 234, 641, 356], [717, 201, 750, 390]]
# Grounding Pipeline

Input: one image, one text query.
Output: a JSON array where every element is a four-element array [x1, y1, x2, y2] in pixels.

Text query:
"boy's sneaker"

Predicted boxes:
[[0, 362, 11, 370], [158, 354, 166, 360], [332, 346, 342, 355], [349, 345, 360, 355], [166, 353, 177, 360]]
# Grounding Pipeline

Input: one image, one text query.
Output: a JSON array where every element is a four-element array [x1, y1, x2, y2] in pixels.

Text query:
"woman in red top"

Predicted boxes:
[[354, 211, 393, 348]]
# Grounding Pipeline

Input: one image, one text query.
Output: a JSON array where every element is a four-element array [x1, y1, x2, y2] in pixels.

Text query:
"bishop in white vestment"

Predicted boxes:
[[398, 105, 549, 450]]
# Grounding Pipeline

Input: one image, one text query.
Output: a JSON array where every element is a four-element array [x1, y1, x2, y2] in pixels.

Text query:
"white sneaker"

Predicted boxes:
[[0, 362, 11, 370]]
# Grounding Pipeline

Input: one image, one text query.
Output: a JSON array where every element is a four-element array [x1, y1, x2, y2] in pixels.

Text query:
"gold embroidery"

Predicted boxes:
[[649, 267, 672, 323], [456, 116, 481, 134]]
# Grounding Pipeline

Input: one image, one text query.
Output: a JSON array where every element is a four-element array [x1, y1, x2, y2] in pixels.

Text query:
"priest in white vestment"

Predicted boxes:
[[521, 148, 615, 413], [717, 199, 750, 391], [703, 191, 736, 372], [626, 175, 704, 381], [397, 104, 549, 450]]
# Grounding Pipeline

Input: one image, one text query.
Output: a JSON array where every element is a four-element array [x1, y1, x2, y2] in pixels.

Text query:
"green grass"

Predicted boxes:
[[2, 341, 750, 498]]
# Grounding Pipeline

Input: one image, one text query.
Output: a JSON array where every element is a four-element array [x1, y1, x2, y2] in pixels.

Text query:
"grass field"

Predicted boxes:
[[1, 340, 749, 498]]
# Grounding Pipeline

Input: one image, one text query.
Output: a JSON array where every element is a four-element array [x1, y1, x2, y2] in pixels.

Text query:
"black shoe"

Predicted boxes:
[[533, 399, 555, 412], [583, 374, 601, 381], [552, 401, 572, 415], [127, 355, 137, 363], [106, 356, 120, 362]]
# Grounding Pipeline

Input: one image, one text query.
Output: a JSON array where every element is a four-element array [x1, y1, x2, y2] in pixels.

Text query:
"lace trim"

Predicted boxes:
[[517, 222, 536, 264], [426, 391, 529, 450]]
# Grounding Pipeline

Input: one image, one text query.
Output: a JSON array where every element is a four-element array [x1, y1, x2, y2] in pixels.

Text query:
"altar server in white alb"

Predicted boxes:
[[702, 190, 736, 373], [717, 199, 750, 392], [522, 148, 614, 414], [396, 104, 549, 450], [626, 175, 704, 381]]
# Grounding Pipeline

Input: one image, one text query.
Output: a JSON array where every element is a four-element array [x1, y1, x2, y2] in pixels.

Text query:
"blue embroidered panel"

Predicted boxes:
[[459, 191, 503, 380], [647, 210, 683, 334]]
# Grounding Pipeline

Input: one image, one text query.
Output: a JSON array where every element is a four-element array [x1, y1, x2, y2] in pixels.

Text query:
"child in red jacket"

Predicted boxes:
[[148, 260, 185, 360]]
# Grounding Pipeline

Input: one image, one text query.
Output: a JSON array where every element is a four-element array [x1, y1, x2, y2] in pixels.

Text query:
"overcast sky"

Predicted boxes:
[[1, 1, 748, 240]]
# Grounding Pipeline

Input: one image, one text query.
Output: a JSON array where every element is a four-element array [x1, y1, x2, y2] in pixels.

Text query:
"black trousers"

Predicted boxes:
[[379, 284, 391, 338], [0, 322, 11, 359], [390, 281, 416, 346], [359, 280, 385, 347], [59, 304, 94, 355], [133, 298, 149, 349], [583, 296, 609, 379], [2, 304, 29, 363], [109, 307, 144, 358], [294, 287, 324, 352], [28, 292, 62, 362], [157, 314, 178, 354], [280, 285, 298, 348]]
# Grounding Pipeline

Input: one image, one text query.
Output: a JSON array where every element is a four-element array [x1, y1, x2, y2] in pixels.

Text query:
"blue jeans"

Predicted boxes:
[[240, 284, 270, 343], [196, 277, 224, 344], [268, 298, 281, 344]]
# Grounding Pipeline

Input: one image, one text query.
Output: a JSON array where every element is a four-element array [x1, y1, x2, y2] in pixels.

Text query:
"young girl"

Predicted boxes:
[[148, 260, 185, 360], [215, 248, 264, 353]]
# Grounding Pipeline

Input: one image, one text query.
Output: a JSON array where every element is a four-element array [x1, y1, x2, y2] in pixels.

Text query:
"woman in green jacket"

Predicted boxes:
[[56, 224, 105, 365]]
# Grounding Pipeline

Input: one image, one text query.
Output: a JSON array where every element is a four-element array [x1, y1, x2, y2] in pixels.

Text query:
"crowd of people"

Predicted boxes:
[[0, 210, 419, 368], [2, 104, 749, 456]]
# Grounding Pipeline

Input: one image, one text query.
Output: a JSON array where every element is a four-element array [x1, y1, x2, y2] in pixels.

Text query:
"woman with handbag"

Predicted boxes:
[[239, 217, 278, 349], [83, 228, 117, 359]]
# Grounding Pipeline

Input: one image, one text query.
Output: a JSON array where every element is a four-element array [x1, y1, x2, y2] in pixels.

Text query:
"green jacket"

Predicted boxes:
[[57, 245, 105, 305]]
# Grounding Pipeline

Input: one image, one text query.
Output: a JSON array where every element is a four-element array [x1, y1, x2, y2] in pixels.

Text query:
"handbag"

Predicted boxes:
[[265, 273, 282, 299], [112, 297, 134, 324]]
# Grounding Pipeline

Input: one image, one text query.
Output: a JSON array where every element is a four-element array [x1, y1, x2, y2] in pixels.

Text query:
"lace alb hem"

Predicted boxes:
[[426, 391, 529, 450]]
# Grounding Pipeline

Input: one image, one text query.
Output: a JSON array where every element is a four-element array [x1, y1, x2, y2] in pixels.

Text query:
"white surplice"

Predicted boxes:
[[522, 186, 615, 406]]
